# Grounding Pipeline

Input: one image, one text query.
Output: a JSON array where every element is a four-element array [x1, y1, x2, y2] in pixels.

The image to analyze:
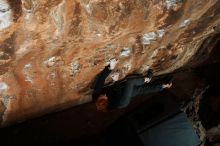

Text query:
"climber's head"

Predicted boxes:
[[96, 94, 108, 112]]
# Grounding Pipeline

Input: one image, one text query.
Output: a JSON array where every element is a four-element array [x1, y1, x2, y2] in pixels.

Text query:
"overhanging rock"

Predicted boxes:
[[0, 0, 219, 126]]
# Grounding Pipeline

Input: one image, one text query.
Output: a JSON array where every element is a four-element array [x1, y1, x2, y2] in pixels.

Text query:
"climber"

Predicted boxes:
[[92, 59, 173, 111]]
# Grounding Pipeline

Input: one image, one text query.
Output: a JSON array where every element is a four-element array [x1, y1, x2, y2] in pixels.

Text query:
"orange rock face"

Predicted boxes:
[[0, 0, 219, 126]]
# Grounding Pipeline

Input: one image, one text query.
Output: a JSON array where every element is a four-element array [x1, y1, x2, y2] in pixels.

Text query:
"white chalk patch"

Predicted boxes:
[[111, 72, 120, 82], [16, 40, 33, 58], [0, 0, 13, 30], [1, 95, 16, 107], [179, 19, 191, 28], [24, 63, 32, 69], [25, 76, 33, 83], [142, 32, 157, 45], [96, 33, 102, 37], [44, 56, 56, 67], [0, 82, 8, 92], [18, 42, 29, 54], [150, 49, 159, 58], [157, 29, 165, 38], [47, 72, 56, 81], [84, 2, 93, 15], [0, 0, 10, 11], [123, 62, 132, 71], [48, 57, 56, 62], [140, 64, 150, 74], [120, 47, 131, 57], [70, 60, 80, 75], [24, 12, 31, 21], [50, 0, 65, 35], [23, 62, 34, 84], [165, 0, 182, 9]]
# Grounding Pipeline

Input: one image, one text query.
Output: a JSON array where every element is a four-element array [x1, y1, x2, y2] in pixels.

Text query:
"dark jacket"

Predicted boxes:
[[92, 66, 164, 109]]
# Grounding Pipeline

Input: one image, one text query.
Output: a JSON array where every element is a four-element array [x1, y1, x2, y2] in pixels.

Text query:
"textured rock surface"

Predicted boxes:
[[0, 0, 219, 126]]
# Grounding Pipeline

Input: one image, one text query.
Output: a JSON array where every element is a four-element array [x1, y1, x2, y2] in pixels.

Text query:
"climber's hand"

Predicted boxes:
[[108, 58, 118, 70], [162, 83, 172, 89]]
